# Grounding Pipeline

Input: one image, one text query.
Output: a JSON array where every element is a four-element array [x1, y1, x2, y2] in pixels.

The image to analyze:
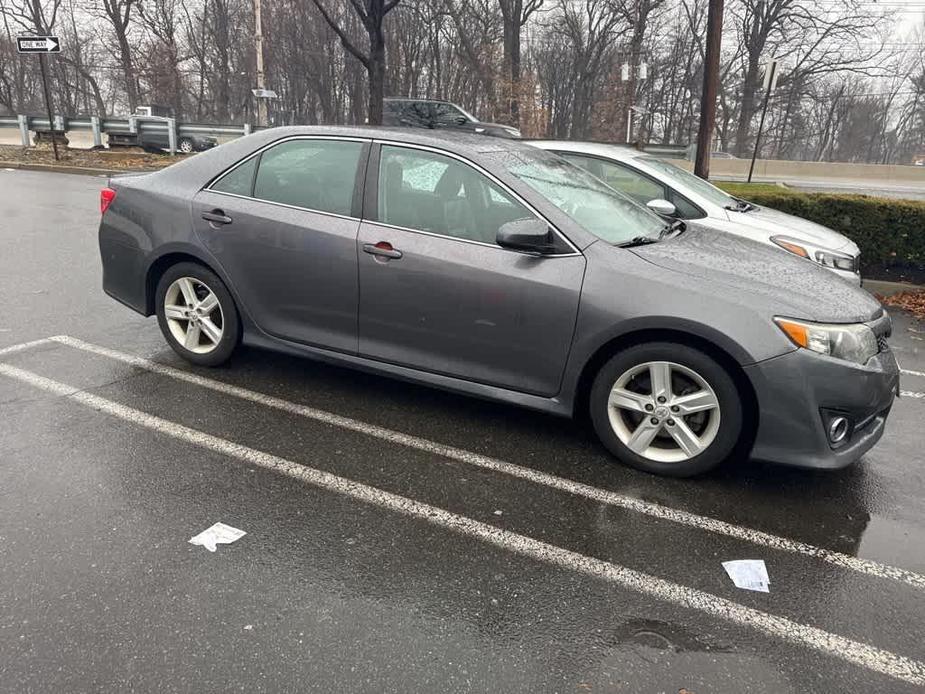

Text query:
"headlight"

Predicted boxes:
[[503, 127, 522, 137], [815, 250, 857, 272], [770, 235, 810, 259], [770, 236, 858, 273], [774, 317, 878, 365]]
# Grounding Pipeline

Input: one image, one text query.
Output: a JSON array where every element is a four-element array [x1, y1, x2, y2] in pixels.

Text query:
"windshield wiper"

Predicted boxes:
[[725, 197, 754, 212], [618, 235, 660, 248], [658, 219, 686, 240]]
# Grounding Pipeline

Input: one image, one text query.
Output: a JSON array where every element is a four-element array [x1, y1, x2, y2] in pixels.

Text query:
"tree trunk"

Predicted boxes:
[[367, 32, 385, 125]]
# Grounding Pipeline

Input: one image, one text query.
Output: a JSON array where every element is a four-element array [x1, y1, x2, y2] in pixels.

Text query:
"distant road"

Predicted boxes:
[[714, 174, 925, 201]]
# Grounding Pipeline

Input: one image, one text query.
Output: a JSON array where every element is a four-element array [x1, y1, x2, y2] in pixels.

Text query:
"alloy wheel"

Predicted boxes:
[[163, 277, 224, 354], [607, 360, 721, 463], [179, 140, 194, 153]]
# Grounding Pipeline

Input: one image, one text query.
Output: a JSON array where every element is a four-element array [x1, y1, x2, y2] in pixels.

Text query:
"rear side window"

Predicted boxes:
[[211, 157, 257, 196], [252, 139, 363, 216]]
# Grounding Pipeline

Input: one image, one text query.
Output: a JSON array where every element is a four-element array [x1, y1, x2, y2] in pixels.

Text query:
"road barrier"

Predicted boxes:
[[0, 114, 255, 154]]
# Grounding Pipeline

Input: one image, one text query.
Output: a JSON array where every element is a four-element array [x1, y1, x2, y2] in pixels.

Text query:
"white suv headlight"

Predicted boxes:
[[774, 317, 878, 365], [770, 235, 857, 273]]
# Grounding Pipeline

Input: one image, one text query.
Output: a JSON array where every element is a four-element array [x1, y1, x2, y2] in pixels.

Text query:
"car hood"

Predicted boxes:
[[726, 205, 858, 254], [628, 226, 881, 323]]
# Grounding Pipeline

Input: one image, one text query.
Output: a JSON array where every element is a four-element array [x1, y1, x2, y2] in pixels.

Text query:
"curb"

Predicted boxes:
[[0, 161, 146, 177], [863, 279, 923, 297]]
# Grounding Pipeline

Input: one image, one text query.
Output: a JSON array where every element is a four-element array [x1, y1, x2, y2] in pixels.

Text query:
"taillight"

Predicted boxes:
[[100, 187, 116, 214]]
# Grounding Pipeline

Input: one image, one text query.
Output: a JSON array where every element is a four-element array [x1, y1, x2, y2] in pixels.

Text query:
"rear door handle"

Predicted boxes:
[[202, 209, 233, 225], [363, 242, 402, 260]]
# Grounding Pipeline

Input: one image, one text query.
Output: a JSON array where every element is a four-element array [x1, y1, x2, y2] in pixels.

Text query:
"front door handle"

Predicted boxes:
[[363, 242, 403, 260], [202, 209, 233, 225]]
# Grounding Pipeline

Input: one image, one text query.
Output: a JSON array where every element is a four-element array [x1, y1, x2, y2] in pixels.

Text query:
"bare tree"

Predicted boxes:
[[311, 0, 401, 124]]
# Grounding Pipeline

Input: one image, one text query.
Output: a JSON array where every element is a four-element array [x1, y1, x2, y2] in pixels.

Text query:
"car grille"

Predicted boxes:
[[877, 334, 889, 353]]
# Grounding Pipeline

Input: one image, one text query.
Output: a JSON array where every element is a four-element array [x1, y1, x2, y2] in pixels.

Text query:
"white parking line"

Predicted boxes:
[[0, 360, 922, 687], [901, 390, 925, 399], [0, 337, 53, 358], [901, 368, 925, 379], [47, 335, 925, 591]]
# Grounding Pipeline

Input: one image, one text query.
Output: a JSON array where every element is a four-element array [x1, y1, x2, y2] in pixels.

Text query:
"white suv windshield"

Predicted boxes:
[[504, 152, 666, 244], [639, 156, 736, 208]]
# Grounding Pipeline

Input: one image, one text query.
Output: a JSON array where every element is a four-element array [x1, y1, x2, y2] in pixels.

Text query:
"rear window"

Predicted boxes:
[[211, 157, 257, 197], [252, 139, 364, 216]]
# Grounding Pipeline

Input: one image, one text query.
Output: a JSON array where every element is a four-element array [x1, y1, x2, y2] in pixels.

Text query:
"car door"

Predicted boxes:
[[357, 143, 585, 396], [192, 137, 368, 353]]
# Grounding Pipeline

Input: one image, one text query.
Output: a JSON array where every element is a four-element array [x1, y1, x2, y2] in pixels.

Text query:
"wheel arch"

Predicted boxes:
[[145, 249, 228, 316], [572, 327, 760, 453]]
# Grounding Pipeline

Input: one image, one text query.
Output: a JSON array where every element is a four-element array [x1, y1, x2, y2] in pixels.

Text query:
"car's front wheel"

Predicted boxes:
[[589, 343, 743, 477], [178, 137, 195, 154], [155, 262, 240, 366]]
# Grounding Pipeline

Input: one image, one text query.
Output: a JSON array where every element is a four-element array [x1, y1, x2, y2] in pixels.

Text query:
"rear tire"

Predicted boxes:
[[155, 262, 240, 366], [178, 138, 195, 154], [589, 342, 743, 477]]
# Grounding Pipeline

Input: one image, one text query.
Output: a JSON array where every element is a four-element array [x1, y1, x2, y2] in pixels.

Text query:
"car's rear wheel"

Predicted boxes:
[[178, 137, 195, 154], [155, 262, 239, 366], [589, 343, 743, 477]]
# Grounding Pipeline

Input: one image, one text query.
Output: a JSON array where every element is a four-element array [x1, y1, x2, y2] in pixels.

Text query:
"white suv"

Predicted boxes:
[[531, 140, 861, 284]]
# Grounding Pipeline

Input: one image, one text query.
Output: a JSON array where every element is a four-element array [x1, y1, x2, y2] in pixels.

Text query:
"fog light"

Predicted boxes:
[[828, 416, 850, 444]]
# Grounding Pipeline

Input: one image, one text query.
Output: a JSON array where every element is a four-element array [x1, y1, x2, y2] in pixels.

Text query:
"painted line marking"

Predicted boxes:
[[0, 337, 52, 359], [47, 335, 925, 591], [901, 368, 925, 379], [901, 390, 925, 399], [0, 360, 923, 687]]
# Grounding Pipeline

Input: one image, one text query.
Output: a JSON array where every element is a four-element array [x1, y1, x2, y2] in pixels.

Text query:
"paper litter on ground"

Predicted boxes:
[[188, 522, 246, 552], [722, 559, 770, 592]]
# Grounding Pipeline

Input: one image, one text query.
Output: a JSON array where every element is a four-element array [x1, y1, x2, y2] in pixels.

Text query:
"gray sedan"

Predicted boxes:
[[98, 126, 898, 477]]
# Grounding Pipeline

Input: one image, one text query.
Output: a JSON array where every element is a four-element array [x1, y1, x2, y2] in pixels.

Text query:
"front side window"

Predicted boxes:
[[377, 145, 534, 245], [431, 102, 470, 125], [500, 150, 666, 244], [252, 139, 364, 216], [639, 156, 736, 209], [561, 153, 666, 206]]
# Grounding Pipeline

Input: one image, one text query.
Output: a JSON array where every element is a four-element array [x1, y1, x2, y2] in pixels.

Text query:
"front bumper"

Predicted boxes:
[[744, 346, 899, 469]]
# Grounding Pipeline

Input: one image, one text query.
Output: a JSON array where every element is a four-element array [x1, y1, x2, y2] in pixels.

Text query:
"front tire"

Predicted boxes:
[[178, 138, 195, 154], [155, 262, 240, 366], [589, 342, 743, 477]]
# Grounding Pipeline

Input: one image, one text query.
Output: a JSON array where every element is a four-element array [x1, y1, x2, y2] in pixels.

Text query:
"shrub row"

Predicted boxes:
[[738, 190, 925, 267]]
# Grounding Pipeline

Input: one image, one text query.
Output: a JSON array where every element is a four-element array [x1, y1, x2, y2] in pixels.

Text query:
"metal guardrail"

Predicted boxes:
[[0, 113, 254, 154]]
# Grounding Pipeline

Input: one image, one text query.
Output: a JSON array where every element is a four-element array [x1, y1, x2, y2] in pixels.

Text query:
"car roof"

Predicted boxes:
[[142, 125, 547, 194], [384, 97, 453, 104], [528, 140, 648, 162]]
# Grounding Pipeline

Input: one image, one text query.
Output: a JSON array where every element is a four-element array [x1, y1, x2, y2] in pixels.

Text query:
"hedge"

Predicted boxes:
[[737, 190, 925, 268]]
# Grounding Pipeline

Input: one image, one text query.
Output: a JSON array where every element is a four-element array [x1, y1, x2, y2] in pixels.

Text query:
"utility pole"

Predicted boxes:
[[694, 0, 724, 179], [253, 0, 267, 127], [747, 58, 779, 183]]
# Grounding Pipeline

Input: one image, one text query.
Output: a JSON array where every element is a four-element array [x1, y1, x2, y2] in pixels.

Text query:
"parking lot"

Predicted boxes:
[[2, 168, 925, 692]]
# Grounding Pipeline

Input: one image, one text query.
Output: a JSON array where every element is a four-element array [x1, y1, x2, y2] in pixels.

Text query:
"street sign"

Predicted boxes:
[[251, 88, 277, 99], [16, 36, 60, 53]]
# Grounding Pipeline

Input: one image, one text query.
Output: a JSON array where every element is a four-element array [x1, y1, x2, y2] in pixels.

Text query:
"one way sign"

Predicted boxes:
[[16, 36, 60, 53]]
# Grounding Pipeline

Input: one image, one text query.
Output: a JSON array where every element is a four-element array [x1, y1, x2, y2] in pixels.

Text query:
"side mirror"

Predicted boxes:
[[497, 219, 556, 254], [647, 198, 677, 216]]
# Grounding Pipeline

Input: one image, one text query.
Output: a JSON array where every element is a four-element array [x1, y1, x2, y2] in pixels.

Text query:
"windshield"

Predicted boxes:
[[503, 152, 667, 244], [639, 156, 737, 208]]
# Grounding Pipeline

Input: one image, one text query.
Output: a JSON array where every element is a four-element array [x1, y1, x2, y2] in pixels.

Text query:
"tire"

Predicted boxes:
[[589, 342, 743, 477], [178, 138, 195, 154], [155, 262, 240, 366]]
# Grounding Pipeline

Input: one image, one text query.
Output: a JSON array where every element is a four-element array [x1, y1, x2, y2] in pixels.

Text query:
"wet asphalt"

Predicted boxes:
[[1, 169, 924, 694]]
